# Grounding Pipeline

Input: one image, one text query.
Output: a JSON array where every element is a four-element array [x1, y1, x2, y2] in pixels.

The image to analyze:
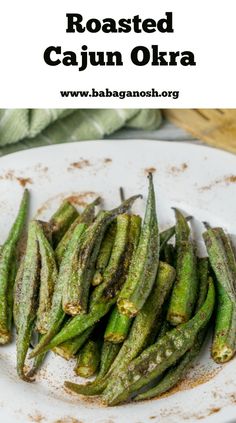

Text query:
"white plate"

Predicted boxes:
[[0, 140, 236, 423]]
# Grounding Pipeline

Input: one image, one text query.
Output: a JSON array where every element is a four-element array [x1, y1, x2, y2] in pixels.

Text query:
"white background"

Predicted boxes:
[[0, 0, 236, 107]]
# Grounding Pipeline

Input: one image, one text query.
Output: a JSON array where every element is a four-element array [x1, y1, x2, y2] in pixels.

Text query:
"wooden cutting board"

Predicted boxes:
[[163, 109, 236, 154]]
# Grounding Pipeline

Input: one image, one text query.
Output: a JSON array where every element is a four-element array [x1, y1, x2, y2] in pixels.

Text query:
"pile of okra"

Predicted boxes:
[[0, 173, 235, 406]]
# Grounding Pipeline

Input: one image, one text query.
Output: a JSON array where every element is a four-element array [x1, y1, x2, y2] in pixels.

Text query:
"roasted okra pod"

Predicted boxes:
[[0, 189, 29, 344], [118, 173, 159, 317], [167, 209, 198, 325], [203, 227, 236, 363]]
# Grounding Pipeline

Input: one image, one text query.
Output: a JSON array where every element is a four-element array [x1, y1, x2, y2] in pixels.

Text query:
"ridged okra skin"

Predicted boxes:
[[97, 214, 130, 301], [74, 339, 101, 378], [203, 227, 236, 363], [118, 173, 159, 317], [167, 209, 198, 325], [55, 197, 100, 264], [16, 221, 41, 380], [35, 223, 58, 334], [92, 222, 116, 286], [0, 189, 29, 344], [50, 200, 79, 246]]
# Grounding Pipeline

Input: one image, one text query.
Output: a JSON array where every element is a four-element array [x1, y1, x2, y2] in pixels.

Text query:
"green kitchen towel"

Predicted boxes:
[[0, 109, 162, 156]]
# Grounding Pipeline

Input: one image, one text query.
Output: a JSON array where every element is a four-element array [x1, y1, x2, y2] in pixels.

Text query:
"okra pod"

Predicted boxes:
[[55, 197, 101, 264], [16, 221, 40, 380], [98, 341, 121, 379], [62, 235, 85, 316], [35, 224, 58, 334], [6, 257, 17, 334], [31, 298, 116, 357], [73, 195, 140, 314], [104, 306, 132, 343], [203, 227, 236, 363], [26, 334, 47, 379], [27, 352, 47, 379], [29, 223, 87, 359], [64, 261, 176, 396], [0, 189, 29, 344], [215, 227, 236, 283], [13, 258, 25, 332], [136, 264, 211, 401], [102, 279, 215, 405], [135, 330, 206, 401], [167, 242, 198, 325], [167, 209, 198, 325], [159, 216, 192, 252], [173, 208, 190, 249], [53, 327, 94, 360], [156, 320, 172, 341], [118, 174, 159, 317], [49, 200, 78, 246], [92, 222, 116, 286], [74, 339, 101, 378], [161, 243, 176, 267], [160, 226, 175, 250], [95, 214, 130, 302], [160, 216, 192, 253]]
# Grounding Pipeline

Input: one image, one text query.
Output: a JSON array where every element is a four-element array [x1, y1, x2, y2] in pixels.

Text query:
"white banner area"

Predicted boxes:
[[0, 0, 235, 107]]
